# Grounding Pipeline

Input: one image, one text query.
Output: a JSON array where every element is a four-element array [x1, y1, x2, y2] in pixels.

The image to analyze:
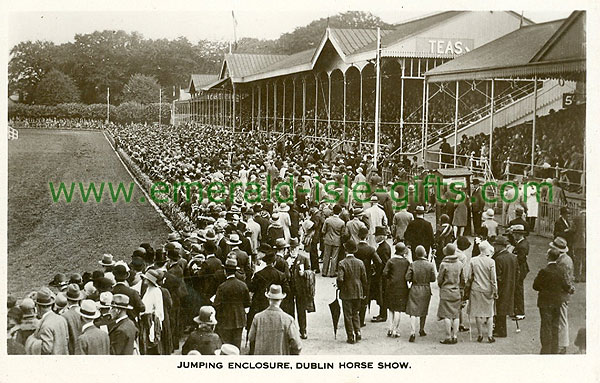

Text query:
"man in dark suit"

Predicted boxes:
[[226, 233, 253, 282], [553, 207, 572, 249], [492, 236, 518, 338], [108, 294, 138, 355], [372, 226, 391, 323], [471, 179, 485, 235], [247, 250, 289, 330], [182, 306, 222, 355], [112, 264, 145, 322], [355, 226, 380, 326], [337, 240, 368, 344], [287, 238, 311, 339], [511, 225, 529, 319], [76, 300, 110, 355], [214, 258, 251, 349], [404, 205, 434, 255], [164, 243, 188, 350], [533, 248, 575, 354], [61, 283, 85, 355], [200, 242, 225, 301]]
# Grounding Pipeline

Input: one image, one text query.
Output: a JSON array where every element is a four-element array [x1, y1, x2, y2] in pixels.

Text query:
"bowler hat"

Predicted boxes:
[[374, 226, 387, 237], [265, 284, 286, 300], [113, 264, 130, 281], [344, 239, 358, 254]]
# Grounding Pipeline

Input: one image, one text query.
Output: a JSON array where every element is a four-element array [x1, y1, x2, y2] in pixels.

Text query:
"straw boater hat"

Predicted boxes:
[[225, 233, 242, 246], [111, 294, 133, 310], [97, 292, 113, 309], [415, 205, 425, 215], [214, 344, 240, 355], [77, 299, 100, 319], [265, 284, 286, 300], [510, 224, 528, 235]]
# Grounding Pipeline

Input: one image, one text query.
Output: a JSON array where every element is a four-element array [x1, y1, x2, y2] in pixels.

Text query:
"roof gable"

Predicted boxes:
[[532, 11, 585, 63], [188, 74, 219, 93]]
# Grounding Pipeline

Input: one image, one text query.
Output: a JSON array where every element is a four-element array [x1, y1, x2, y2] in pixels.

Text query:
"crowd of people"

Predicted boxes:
[[7, 115, 586, 355]]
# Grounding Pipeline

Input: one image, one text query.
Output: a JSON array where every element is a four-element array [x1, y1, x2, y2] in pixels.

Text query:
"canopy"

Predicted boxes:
[[426, 11, 585, 82]]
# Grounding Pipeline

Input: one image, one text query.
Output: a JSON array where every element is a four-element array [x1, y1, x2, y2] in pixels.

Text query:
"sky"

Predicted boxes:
[[7, 1, 577, 48]]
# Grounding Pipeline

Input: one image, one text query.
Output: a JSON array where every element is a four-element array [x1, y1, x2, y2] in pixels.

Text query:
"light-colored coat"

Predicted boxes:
[[77, 322, 110, 355], [248, 306, 302, 355], [36, 311, 69, 355]]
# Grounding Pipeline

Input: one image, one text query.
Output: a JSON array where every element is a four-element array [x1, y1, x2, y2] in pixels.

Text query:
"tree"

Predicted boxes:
[[121, 74, 161, 104], [9, 41, 58, 103], [33, 69, 80, 105], [277, 11, 394, 54]]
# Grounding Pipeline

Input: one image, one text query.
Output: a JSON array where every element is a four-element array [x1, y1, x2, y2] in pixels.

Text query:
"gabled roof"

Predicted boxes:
[[222, 53, 288, 79], [425, 16, 585, 82], [188, 74, 219, 93], [353, 11, 465, 55], [329, 28, 392, 56]]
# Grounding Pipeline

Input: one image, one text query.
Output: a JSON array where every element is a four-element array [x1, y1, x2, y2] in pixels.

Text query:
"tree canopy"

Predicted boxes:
[[9, 11, 391, 104], [33, 69, 80, 105], [121, 74, 161, 104]]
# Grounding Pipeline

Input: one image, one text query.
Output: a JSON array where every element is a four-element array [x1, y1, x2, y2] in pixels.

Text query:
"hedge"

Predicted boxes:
[[8, 102, 172, 124]]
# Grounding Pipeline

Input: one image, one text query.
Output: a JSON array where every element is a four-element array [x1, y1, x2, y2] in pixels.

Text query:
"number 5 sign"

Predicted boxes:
[[563, 93, 576, 108]]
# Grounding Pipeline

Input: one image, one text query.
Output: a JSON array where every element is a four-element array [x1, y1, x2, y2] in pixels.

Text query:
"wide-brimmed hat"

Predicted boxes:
[[214, 344, 240, 355], [278, 203, 290, 212], [274, 238, 289, 250], [141, 269, 161, 286], [49, 273, 69, 288], [98, 254, 115, 267], [443, 243, 457, 256], [224, 258, 240, 271], [194, 306, 218, 325], [77, 299, 100, 319], [225, 233, 242, 246], [374, 226, 387, 237], [35, 288, 55, 306], [289, 237, 299, 249], [344, 239, 358, 254], [111, 294, 133, 310], [493, 236, 510, 247], [65, 283, 85, 301], [97, 292, 113, 309], [395, 242, 407, 255], [167, 232, 182, 242], [483, 208, 495, 219], [265, 284, 286, 300], [549, 237, 569, 253]]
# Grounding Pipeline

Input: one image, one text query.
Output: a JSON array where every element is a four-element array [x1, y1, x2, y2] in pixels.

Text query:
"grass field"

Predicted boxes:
[[8, 129, 170, 297]]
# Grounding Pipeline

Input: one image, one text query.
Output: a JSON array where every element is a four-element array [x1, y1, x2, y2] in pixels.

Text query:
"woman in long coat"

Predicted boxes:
[[468, 241, 498, 343], [405, 245, 436, 342], [437, 243, 464, 344], [451, 185, 469, 237], [382, 243, 410, 338]]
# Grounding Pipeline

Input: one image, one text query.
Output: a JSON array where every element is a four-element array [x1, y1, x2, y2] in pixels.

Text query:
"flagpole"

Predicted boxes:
[[106, 87, 110, 124], [159, 88, 162, 126], [373, 27, 381, 168]]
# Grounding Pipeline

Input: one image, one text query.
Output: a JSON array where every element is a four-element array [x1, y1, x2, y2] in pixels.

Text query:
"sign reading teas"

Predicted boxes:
[[417, 38, 474, 55]]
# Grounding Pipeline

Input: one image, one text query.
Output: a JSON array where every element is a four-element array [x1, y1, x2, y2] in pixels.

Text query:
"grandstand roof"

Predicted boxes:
[[426, 11, 585, 82], [221, 53, 288, 79], [188, 74, 219, 94]]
